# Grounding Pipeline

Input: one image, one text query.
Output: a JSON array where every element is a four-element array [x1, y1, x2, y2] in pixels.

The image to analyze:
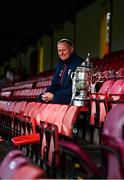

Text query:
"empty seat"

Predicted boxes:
[[87, 80, 115, 144], [108, 79, 124, 109], [59, 139, 101, 179], [0, 149, 45, 179], [89, 79, 115, 125], [61, 105, 81, 137], [39, 123, 59, 178], [11, 164, 45, 179], [101, 104, 124, 179], [0, 150, 28, 179]]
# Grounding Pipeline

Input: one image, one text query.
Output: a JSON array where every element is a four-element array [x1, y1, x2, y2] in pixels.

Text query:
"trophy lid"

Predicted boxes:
[[79, 53, 93, 69]]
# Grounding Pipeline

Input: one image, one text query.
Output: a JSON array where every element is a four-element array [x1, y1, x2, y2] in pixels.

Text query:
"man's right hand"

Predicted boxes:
[[42, 92, 54, 102]]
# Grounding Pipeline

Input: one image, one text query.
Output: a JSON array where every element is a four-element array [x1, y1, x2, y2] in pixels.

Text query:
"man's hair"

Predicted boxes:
[[57, 38, 73, 47]]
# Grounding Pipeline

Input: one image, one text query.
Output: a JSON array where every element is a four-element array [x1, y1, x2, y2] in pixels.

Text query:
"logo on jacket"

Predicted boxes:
[[68, 69, 71, 75], [59, 69, 71, 76]]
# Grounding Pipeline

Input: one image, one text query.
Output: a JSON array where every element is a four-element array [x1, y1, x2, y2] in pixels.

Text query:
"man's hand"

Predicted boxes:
[[42, 92, 54, 102]]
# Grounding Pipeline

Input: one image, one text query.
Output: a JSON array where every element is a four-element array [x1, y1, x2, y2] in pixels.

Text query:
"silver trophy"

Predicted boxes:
[[71, 53, 94, 106]]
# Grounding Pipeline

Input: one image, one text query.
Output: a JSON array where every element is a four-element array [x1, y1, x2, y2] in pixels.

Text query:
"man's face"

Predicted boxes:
[[57, 42, 74, 61]]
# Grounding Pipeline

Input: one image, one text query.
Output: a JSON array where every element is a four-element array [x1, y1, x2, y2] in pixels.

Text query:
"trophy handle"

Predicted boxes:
[[70, 72, 76, 105], [71, 71, 76, 79], [90, 72, 101, 93], [93, 72, 101, 84]]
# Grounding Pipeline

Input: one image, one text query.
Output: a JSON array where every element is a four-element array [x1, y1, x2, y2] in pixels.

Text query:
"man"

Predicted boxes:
[[39, 38, 83, 104]]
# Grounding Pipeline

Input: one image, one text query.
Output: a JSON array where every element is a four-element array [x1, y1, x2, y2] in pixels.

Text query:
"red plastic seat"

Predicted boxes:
[[11, 103, 44, 147], [11, 133, 40, 146], [11, 101, 27, 136], [46, 104, 61, 124], [115, 67, 124, 79], [89, 79, 115, 125], [35, 103, 48, 126], [11, 164, 46, 179], [59, 139, 101, 179], [108, 79, 124, 109], [61, 105, 81, 137], [35, 104, 54, 126], [0, 101, 17, 139], [14, 102, 42, 136], [0, 150, 28, 179], [36, 104, 69, 134], [39, 122, 59, 178], [101, 104, 124, 179], [54, 105, 69, 133], [88, 80, 115, 144]]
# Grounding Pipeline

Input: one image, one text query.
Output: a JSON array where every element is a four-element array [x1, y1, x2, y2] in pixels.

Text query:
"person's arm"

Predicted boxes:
[[37, 62, 61, 102]]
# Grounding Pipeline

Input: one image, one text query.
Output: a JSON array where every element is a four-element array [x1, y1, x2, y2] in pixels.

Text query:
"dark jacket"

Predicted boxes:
[[46, 52, 83, 104]]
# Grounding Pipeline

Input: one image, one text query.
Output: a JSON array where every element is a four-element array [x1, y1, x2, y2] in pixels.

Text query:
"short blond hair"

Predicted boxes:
[[57, 38, 73, 47]]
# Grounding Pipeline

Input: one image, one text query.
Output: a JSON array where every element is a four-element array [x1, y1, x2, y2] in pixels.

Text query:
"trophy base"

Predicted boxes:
[[72, 98, 88, 107]]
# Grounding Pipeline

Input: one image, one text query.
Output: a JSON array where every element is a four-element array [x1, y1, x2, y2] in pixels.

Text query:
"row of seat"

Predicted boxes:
[[0, 92, 124, 178], [92, 49, 124, 80], [1, 103, 123, 179], [12, 87, 47, 100], [0, 101, 81, 139], [1, 74, 124, 102], [52, 103, 124, 179], [1, 71, 53, 92], [0, 101, 86, 178], [0, 70, 53, 101], [90, 78, 124, 126], [0, 78, 124, 144], [87, 78, 124, 144]]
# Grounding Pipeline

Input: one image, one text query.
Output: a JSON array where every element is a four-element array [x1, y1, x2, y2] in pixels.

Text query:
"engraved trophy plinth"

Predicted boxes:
[[71, 53, 93, 106]]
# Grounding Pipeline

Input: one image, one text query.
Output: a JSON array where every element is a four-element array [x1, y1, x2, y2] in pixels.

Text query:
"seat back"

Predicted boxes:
[[29, 102, 42, 118], [115, 67, 124, 79], [90, 80, 114, 125], [46, 104, 61, 124], [99, 80, 115, 94], [39, 122, 59, 178], [98, 79, 115, 123], [101, 104, 124, 179], [35, 103, 48, 126], [108, 79, 124, 109], [23, 102, 36, 117], [54, 105, 69, 134], [47, 124, 59, 167], [109, 79, 124, 94], [36, 104, 55, 126], [59, 139, 101, 179], [61, 105, 81, 137], [0, 150, 28, 179], [103, 103, 124, 138], [101, 136, 124, 179], [11, 164, 45, 179], [13, 101, 27, 116]]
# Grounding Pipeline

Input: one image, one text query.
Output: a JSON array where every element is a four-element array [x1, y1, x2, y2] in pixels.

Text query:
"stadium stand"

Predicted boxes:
[[0, 50, 124, 178]]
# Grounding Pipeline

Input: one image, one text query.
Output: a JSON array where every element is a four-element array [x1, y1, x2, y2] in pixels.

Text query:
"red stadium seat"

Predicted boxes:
[[53, 104, 69, 133], [89, 79, 115, 125], [87, 80, 115, 144], [108, 79, 124, 109], [11, 164, 46, 179], [101, 104, 124, 179], [0, 149, 45, 179], [39, 122, 60, 178], [59, 139, 101, 179], [0, 150, 28, 179], [61, 105, 81, 137]]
